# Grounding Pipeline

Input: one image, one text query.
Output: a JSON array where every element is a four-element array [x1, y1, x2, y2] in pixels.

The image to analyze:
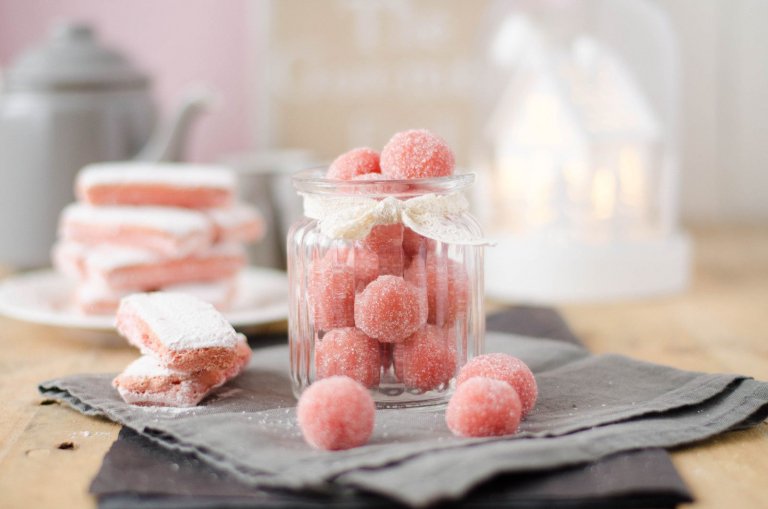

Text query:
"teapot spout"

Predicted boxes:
[[135, 87, 215, 162]]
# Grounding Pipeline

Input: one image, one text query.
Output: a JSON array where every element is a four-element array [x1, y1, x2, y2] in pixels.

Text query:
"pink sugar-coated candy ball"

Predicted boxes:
[[393, 325, 456, 391], [456, 353, 538, 416], [363, 224, 404, 252], [446, 377, 522, 437], [309, 253, 355, 330], [297, 376, 375, 450], [404, 254, 469, 326], [380, 129, 455, 179], [354, 275, 427, 343], [402, 228, 435, 257], [327, 148, 381, 180], [363, 224, 404, 275], [315, 328, 382, 388], [335, 245, 379, 288]]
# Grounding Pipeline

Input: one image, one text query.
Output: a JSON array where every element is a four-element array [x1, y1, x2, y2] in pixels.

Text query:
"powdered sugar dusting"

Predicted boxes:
[[121, 354, 182, 378], [119, 292, 238, 350], [78, 162, 236, 189], [206, 203, 263, 230], [62, 203, 212, 237]]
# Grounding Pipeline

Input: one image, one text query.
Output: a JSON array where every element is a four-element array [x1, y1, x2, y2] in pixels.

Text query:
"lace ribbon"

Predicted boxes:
[[301, 192, 493, 246]]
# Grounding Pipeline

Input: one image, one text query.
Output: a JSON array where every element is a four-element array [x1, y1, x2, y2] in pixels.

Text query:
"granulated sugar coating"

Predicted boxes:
[[297, 376, 375, 450], [363, 224, 404, 275], [363, 224, 404, 252], [456, 353, 538, 415], [380, 129, 455, 179], [404, 254, 469, 326], [354, 275, 427, 343], [446, 377, 522, 437], [308, 253, 355, 330], [393, 325, 456, 391], [327, 147, 381, 180], [315, 328, 381, 387]]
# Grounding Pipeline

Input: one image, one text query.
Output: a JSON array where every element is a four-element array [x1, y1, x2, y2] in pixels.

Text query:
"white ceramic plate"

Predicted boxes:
[[0, 267, 289, 340]]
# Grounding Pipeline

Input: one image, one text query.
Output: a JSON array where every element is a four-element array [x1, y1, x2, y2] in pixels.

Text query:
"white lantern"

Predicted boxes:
[[476, 0, 690, 302]]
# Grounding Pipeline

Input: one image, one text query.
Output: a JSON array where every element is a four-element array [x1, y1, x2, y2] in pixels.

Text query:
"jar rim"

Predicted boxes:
[[291, 168, 475, 196]]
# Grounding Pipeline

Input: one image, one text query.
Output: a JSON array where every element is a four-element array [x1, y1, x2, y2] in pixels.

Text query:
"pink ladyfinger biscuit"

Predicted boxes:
[[77, 162, 236, 208], [116, 292, 241, 372], [206, 203, 266, 244], [85, 243, 245, 291], [112, 355, 223, 407], [60, 203, 214, 257], [76, 278, 238, 315], [112, 336, 249, 408], [51, 241, 88, 279]]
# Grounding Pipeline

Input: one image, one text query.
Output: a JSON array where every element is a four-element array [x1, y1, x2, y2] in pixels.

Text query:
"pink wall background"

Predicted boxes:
[[0, 0, 253, 162]]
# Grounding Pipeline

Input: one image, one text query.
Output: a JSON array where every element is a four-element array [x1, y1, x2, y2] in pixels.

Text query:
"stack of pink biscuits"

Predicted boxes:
[[52, 162, 265, 314], [112, 292, 251, 407]]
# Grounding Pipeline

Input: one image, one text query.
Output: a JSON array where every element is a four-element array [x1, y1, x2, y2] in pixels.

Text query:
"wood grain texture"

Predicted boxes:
[[1, 225, 766, 508]]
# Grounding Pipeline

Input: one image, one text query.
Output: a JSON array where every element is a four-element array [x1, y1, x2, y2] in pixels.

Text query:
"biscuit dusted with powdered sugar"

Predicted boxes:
[[77, 162, 236, 208], [116, 292, 241, 371], [112, 334, 250, 407], [84, 243, 245, 291], [60, 203, 214, 256]]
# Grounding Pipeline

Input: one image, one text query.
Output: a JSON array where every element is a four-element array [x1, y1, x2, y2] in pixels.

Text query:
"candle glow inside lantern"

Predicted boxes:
[[478, 9, 690, 302]]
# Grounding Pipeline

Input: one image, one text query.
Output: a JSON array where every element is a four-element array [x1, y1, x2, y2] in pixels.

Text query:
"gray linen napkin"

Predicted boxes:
[[39, 330, 768, 507], [95, 427, 690, 509]]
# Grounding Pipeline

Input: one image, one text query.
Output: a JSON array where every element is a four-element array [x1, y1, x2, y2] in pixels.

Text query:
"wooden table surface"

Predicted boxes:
[[0, 225, 766, 508]]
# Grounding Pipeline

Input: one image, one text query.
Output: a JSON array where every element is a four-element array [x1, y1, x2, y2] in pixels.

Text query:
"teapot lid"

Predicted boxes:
[[5, 22, 149, 91]]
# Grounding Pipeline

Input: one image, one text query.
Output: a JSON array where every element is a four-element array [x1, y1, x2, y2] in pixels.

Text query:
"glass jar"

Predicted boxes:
[[288, 170, 485, 408]]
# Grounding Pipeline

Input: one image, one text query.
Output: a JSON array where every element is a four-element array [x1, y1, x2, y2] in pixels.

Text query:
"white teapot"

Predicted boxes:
[[0, 22, 208, 268]]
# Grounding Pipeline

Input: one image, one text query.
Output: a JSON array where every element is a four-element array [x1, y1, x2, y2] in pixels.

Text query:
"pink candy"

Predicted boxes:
[[393, 325, 456, 391], [445, 377, 522, 437], [315, 328, 381, 388], [405, 254, 469, 326], [362, 224, 404, 276], [380, 129, 455, 179], [457, 353, 538, 415], [297, 376, 375, 450], [327, 148, 381, 180], [354, 275, 427, 343], [308, 250, 357, 330], [402, 228, 434, 257]]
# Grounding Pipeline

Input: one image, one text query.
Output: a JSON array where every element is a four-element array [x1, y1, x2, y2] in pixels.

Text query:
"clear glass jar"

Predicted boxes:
[[288, 170, 485, 408]]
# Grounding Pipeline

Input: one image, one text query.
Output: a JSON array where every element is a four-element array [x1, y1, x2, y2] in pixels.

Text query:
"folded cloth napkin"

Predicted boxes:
[[89, 308, 692, 509], [94, 428, 689, 509], [40, 310, 768, 508]]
